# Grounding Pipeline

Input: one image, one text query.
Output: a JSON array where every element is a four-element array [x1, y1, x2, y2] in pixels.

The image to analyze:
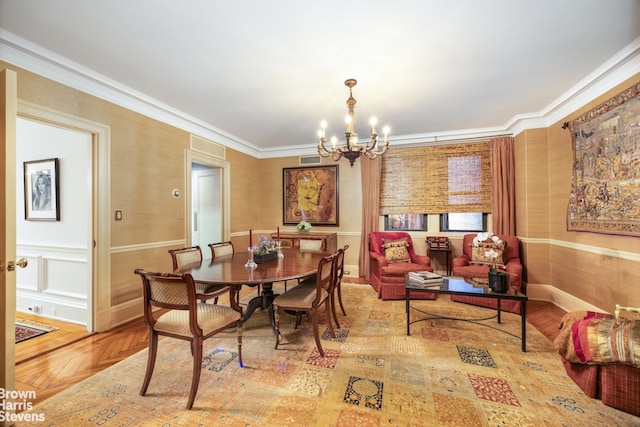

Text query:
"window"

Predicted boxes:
[[440, 212, 487, 232], [384, 214, 428, 231]]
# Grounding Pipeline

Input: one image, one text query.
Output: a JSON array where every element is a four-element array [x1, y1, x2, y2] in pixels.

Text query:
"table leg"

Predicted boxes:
[[406, 288, 411, 336], [521, 300, 527, 352], [497, 298, 502, 323], [243, 282, 276, 323], [445, 251, 451, 276]]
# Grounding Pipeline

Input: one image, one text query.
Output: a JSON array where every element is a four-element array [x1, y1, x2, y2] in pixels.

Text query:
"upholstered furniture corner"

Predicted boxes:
[[368, 231, 435, 300], [451, 233, 523, 314], [553, 310, 640, 416]]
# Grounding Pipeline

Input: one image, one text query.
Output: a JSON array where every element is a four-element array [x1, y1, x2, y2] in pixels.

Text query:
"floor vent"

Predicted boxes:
[[299, 155, 321, 165]]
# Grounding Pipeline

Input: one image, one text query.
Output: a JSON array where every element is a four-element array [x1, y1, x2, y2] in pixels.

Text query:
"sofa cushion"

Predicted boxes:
[[381, 237, 411, 263], [469, 240, 506, 268]]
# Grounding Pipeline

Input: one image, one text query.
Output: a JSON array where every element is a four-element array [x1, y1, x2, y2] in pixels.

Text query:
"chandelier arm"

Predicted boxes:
[[369, 134, 378, 151], [317, 138, 334, 156]]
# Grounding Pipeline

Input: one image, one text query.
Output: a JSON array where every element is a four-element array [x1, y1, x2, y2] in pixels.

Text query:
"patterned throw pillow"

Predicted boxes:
[[381, 237, 411, 263], [470, 240, 507, 268]]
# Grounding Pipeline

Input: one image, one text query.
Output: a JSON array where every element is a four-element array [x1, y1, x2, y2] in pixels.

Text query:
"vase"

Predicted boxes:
[[298, 229, 310, 234], [488, 269, 509, 293], [254, 251, 278, 264]]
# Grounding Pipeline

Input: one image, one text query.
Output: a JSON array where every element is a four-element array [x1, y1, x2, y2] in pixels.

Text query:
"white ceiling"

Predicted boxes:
[[1, 0, 640, 158]]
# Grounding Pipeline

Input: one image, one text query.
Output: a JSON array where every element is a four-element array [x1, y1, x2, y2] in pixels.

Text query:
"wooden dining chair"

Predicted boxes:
[[273, 253, 336, 357], [168, 246, 230, 303], [208, 241, 244, 303], [134, 269, 243, 410], [208, 241, 234, 258], [329, 245, 349, 328], [297, 245, 347, 328], [168, 245, 203, 271]]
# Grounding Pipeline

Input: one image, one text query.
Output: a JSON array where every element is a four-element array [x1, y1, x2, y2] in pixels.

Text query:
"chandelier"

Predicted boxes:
[[317, 79, 390, 167]]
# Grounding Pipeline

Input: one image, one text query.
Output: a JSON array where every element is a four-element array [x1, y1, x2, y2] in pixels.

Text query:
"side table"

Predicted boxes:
[[427, 248, 452, 276]]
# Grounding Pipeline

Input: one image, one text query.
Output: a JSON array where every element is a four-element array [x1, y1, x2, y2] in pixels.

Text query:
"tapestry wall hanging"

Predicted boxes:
[[566, 82, 640, 237]]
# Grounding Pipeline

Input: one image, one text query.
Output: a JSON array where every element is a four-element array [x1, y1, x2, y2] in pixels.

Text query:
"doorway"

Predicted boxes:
[[16, 101, 111, 333], [191, 163, 222, 246], [185, 150, 230, 248]]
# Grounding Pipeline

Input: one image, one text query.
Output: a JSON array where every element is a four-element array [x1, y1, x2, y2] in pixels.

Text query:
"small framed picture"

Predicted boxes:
[[24, 158, 60, 221], [384, 214, 427, 231]]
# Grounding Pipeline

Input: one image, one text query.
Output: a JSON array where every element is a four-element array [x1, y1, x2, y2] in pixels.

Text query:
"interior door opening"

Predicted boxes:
[[191, 162, 222, 247], [185, 150, 230, 250]]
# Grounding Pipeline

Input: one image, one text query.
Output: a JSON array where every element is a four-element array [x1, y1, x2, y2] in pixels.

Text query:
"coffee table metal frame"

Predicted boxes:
[[405, 276, 528, 352]]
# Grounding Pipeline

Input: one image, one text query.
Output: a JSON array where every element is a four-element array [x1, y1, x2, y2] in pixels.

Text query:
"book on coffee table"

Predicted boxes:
[[407, 271, 443, 285]]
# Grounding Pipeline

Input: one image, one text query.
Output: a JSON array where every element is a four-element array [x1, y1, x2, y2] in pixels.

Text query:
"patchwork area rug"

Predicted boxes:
[[15, 319, 58, 343], [16, 284, 640, 426]]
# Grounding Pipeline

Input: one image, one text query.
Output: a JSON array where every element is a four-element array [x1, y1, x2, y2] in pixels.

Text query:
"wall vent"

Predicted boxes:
[[190, 134, 226, 159], [299, 155, 321, 165]]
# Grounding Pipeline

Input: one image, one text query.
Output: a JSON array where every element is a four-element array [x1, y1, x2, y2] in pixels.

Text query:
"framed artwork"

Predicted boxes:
[[384, 214, 428, 231], [283, 165, 339, 226], [24, 158, 60, 221]]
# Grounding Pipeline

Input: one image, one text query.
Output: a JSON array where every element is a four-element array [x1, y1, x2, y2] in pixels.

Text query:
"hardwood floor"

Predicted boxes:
[[15, 297, 567, 407], [15, 313, 93, 364]]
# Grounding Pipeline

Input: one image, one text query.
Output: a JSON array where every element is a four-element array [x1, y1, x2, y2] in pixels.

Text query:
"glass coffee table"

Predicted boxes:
[[405, 275, 528, 352]]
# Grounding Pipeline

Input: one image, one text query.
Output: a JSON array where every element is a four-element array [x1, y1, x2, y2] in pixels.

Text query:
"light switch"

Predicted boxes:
[[115, 210, 123, 221]]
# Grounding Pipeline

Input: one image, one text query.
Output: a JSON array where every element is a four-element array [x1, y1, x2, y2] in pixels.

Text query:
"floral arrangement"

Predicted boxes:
[[297, 220, 312, 232], [484, 248, 499, 274], [251, 235, 277, 255], [472, 232, 502, 247]]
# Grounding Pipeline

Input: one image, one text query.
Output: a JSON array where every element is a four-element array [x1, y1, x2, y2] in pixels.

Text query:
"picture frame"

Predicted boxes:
[[283, 165, 339, 226], [24, 158, 60, 221], [384, 214, 428, 231]]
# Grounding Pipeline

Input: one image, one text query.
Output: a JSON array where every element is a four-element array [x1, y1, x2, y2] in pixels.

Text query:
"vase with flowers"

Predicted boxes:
[[251, 235, 278, 264], [297, 220, 312, 234]]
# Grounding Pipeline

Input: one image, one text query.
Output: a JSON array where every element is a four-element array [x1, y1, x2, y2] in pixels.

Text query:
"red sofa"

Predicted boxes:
[[369, 231, 435, 300], [554, 310, 640, 416], [451, 233, 523, 314]]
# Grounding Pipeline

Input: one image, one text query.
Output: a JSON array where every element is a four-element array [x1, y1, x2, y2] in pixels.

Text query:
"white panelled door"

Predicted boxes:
[[191, 167, 222, 247]]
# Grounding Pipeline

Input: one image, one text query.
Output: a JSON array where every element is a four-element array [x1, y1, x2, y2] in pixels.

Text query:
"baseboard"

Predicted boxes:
[[526, 283, 606, 313], [106, 298, 144, 330]]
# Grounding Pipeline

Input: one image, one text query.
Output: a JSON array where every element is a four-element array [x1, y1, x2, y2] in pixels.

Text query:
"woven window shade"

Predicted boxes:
[[380, 142, 491, 215]]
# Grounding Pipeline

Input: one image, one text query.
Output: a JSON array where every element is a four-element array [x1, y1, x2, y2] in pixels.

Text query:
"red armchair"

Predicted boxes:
[[451, 233, 523, 313], [369, 231, 436, 300]]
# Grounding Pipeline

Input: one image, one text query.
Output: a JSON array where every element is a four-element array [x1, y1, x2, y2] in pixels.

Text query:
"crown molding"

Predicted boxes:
[[0, 29, 262, 158], [2, 29, 639, 159]]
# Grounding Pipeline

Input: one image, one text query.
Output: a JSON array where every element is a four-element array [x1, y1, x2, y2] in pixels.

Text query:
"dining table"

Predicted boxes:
[[179, 247, 328, 326]]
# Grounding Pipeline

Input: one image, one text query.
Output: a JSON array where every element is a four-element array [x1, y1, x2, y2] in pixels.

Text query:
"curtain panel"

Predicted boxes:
[[379, 142, 491, 214], [491, 136, 516, 234], [359, 156, 382, 281]]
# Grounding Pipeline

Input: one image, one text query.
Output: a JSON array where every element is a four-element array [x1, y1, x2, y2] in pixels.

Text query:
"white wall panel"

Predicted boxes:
[[43, 257, 88, 298]]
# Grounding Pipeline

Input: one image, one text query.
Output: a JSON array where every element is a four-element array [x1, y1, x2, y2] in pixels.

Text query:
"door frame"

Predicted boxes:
[[185, 150, 230, 246], [18, 101, 111, 332], [1, 68, 18, 415]]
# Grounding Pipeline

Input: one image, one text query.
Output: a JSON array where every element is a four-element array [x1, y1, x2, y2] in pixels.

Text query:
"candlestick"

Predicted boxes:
[[249, 229, 252, 248], [277, 226, 280, 241]]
